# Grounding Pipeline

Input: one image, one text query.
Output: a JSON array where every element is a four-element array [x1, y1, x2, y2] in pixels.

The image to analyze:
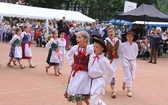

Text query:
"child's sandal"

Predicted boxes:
[[58, 71, 62, 74], [20, 65, 25, 69], [122, 81, 126, 91], [7, 63, 13, 67], [45, 66, 48, 73], [55, 72, 59, 76]]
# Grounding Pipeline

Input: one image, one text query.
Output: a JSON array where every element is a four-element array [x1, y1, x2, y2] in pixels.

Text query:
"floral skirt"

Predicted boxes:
[[66, 94, 90, 103], [64, 87, 90, 103], [64, 78, 90, 103]]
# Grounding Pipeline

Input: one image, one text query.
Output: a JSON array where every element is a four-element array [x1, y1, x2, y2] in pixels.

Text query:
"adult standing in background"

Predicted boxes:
[[148, 27, 162, 64], [3, 21, 11, 43], [21, 24, 36, 68], [0, 23, 4, 41], [57, 16, 70, 50], [91, 19, 101, 36]]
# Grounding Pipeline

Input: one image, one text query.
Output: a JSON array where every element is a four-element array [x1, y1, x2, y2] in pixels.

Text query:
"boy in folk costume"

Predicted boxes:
[[7, 28, 25, 69], [45, 30, 60, 76], [65, 31, 93, 105], [119, 30, 138, 97], [104, 26, 121, 98], [57, 29, 66, 74], [88, 37, 114, 105], [21, 25, 36, 68], [89, 35, 102, 50]]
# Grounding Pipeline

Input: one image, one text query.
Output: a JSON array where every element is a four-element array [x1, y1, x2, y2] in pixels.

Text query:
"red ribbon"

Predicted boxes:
[[28, 42, 31, 47], [55, 48, 60, 59], [92, 56, 99, 66], [72, 64, 84, 77], [78, 47, 86, 58], [110, 51, 116, 64]]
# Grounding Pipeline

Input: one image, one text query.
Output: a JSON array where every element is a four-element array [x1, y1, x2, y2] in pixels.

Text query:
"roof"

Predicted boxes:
[[115, 4, 168, 22], [0, 2, 95, 22]]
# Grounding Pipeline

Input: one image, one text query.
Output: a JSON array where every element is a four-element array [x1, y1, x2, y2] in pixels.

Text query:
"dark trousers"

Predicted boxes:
[[2, 32, 9, 43], [139, 51, 150, 59], [149, 47, 158, 62], [163, 42, 168, 53]]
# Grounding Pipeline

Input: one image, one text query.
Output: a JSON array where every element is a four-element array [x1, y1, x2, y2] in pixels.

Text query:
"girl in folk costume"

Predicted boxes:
[[7, 28, 25, 69], [119, 30, 138, 97], [21, 25, 36, 68], [88, 37, 114, 105], [57, 29, 66, 74], [65, 31, 93, 105], [45, 30, 60, 76], [104, 26, 121, 98]]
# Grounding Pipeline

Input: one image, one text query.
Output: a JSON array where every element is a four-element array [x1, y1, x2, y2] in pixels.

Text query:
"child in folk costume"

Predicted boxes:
[[45, 30, 60, 76], [88, 37, 114, 105], [21, 25, 36, 68], [89, 35, 102, 49], [57, 29, 66, 74], [119, 30, 138, 97], [104, 26, 121, 98], [7, 28, 25, 69], [65, 31, 93, 105]]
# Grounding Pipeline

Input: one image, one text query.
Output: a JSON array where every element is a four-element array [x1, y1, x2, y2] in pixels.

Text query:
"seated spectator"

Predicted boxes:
[[39, 28, 46, 47], [139, 39, 150, 60], [162, 32, 168, 53]]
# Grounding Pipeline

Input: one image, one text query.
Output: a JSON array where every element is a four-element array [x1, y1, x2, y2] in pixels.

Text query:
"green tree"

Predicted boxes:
[[153, 0, 168, 14], [89, 0, 125, 20]]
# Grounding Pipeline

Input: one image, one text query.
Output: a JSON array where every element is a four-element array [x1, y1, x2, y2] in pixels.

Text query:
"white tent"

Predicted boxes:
[[0, 2, 95, 22]]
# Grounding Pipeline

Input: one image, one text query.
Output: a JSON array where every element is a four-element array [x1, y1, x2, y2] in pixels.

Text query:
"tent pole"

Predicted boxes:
[[46, 19, 49, 36], [0, 15, 3, 23]]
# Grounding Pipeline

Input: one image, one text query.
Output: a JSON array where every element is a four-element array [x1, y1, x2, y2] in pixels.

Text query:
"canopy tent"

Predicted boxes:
[[115, 4, 168, 22], [0, 2, 95, 22]]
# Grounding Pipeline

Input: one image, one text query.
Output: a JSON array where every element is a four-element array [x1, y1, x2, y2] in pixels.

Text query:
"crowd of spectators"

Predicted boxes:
[[0, 17, 168, 58]]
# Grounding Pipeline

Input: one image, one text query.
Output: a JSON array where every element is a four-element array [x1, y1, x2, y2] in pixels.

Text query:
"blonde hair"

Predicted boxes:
[[76, 31, 90, 44], [156, 27, 162, 33], [107, 26, 115, 31]]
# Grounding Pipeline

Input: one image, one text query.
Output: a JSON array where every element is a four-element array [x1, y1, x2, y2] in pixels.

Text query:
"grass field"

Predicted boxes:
[[161, 53, 168, 58]]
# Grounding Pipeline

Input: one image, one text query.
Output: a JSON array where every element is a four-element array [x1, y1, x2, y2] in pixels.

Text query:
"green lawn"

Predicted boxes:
[[161, 53, 168, 58]]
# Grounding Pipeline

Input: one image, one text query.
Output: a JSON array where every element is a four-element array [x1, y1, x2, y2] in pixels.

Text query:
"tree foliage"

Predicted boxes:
[[153, 0, 168, 14], [12, 0, 168, 21], [129, 0, 157, 6]]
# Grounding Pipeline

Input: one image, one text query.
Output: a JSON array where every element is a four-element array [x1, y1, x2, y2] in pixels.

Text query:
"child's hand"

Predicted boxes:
[[71, 64, 74, 69]]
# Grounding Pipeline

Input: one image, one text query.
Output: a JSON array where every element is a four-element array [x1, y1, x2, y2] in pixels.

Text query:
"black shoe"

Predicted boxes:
[[148, 61, 152, 63], [152, 62, 157, 64]]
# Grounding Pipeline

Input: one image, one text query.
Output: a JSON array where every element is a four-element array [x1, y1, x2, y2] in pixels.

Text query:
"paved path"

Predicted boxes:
[[0, 42, 168, 105]]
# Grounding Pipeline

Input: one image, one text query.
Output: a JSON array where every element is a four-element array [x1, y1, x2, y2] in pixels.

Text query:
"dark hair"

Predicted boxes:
[[15, 27, 22, 34]]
